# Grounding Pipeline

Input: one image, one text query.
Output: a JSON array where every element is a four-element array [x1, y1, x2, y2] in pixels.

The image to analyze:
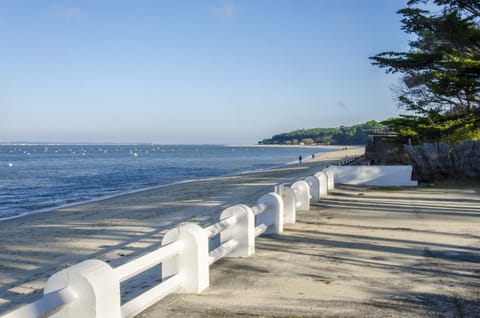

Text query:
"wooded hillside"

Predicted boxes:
[[259, 121, 384, 145]]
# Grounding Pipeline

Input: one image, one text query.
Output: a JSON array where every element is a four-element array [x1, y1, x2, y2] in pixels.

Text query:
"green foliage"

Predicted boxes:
[[381, 111, 480, 144], [259, 121, 385, 145], [371, 0, 480, 144]]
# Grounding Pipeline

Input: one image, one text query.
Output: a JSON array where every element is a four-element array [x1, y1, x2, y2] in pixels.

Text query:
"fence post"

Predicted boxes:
[[323, 168, 335, 190], [219, 205, 255, 257], [161, 223, 209, 293], [291, 180, 310, 211], [256, 192, 284, 234], [275, 184, 296, 224], [305, 176, 321, 202], [314, 171, 328, 197], [43, 259, 121, 318]]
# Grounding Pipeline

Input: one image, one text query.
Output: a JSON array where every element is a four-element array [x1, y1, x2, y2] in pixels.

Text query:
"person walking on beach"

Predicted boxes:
[[299, 155, 302, 164]]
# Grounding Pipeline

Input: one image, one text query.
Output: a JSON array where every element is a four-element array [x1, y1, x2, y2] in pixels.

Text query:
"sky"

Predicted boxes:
[[1, 0, 411, 144]]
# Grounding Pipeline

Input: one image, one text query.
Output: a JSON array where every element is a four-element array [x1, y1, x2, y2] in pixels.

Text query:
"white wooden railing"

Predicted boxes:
[[1, 168, 335, 318]]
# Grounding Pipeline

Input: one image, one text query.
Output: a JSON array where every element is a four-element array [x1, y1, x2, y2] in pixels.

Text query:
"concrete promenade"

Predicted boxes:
[[141, 185, 480, 317]]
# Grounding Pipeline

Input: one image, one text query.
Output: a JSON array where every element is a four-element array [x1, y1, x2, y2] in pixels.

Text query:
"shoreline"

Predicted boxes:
[[0, 145, 353, 223], [0, 178, 199, 223], [0, 146, 365, 314], [226, 143, 358, 149]]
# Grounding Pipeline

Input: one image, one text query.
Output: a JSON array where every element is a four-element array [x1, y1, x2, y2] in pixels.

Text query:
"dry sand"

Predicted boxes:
[[0, 146, 364, 314], [140, 184, 480, 318]]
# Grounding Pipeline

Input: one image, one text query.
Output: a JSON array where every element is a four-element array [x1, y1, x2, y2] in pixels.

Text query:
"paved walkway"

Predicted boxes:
[[140, 185, 480, 317]]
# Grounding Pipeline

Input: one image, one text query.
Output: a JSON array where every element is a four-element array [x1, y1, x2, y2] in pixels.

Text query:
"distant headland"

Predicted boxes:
[[259, 120, 384, 146]]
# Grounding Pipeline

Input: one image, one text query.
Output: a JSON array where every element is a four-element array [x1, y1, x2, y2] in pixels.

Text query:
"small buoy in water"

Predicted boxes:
[[8, 163, 13, 167], [133, 152, 138, 157]]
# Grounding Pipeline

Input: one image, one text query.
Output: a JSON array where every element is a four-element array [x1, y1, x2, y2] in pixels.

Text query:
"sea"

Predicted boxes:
[[0, 144, 333, 220]]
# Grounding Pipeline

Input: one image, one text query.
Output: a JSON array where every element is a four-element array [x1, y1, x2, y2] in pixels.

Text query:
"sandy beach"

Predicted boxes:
[[140, 184, 480, 317], [0, 146, 365, 314]]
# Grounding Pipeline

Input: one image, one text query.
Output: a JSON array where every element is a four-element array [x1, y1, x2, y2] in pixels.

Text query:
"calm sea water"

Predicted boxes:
[[0, 144, 331, 220]]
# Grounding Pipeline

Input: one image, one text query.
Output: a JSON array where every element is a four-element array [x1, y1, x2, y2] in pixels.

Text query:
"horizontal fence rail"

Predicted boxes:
[[1, 167, 338, 318], [251, 203, 267, 215], [254, 224, 268, 237], [209, 239, 239, 265], [204, 214, 238, 238], [114, 240, 184, 282], [121, 274, 184, 318]]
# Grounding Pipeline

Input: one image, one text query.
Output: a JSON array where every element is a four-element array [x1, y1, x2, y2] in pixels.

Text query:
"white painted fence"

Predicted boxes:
[[1, 168, 338, 318]]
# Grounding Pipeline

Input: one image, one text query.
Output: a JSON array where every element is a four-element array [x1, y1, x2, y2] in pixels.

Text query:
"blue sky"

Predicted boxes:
[[1, 0, 410, 144]]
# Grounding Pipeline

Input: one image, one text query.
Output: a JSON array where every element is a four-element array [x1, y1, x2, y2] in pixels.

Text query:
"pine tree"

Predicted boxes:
[[371, 0, 480, 143]]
